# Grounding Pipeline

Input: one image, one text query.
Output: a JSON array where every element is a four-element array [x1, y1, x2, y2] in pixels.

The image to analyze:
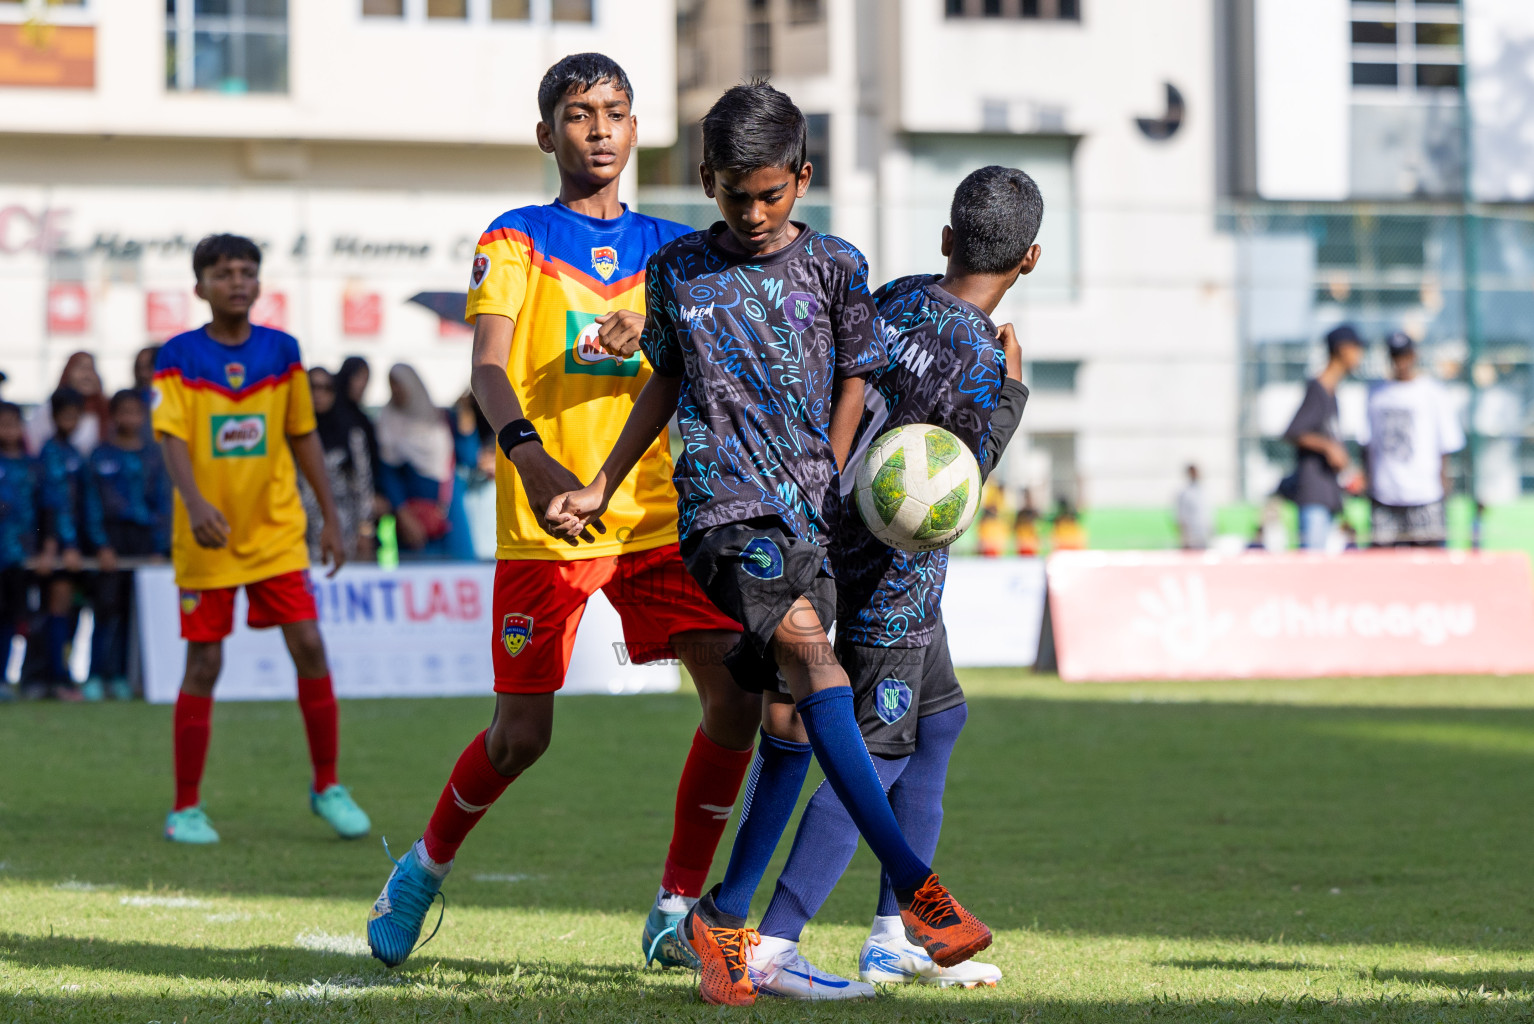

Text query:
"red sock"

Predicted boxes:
[[173, 691, 213, 811], [422, 730, 518, 865], [662, 726, 754, 898], [297, 675, 339, 792]]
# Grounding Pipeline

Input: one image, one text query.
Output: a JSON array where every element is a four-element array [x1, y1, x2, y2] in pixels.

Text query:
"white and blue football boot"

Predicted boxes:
[[748, 934, 875, 1000], [641, 888, 699, 968], [859, 914, 1001, 988], [367, 838, 446, 968]]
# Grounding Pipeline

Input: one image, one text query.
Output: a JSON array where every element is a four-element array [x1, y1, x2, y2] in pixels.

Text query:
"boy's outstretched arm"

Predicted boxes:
[[470, 312, 589, 543], [161, 435, 229, 549], [828, 374, 866, 471], [290, 430, 345, 577], [546, 373, 681, 538]]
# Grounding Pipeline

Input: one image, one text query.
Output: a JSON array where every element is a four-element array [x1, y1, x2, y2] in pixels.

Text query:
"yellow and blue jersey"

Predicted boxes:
[[152, 326, 316, 589], [466, 200, 691, 562]]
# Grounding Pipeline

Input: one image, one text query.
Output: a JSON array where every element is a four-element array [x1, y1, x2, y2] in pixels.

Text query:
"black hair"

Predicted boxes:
[[538, 53, 633, 124], [1326, 323, 1362, 354], [0, 401, 20, 421], [701, 82, 807, 175], [949, 166, 1044, 275], [192, 233, 262, 280], [109, 388, 145, 414], [50, 386, 84, 418]]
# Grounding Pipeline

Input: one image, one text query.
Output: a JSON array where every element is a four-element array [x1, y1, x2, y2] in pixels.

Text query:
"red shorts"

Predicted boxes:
[[492, 542, 740, 694], [179, 570, 318, 643]]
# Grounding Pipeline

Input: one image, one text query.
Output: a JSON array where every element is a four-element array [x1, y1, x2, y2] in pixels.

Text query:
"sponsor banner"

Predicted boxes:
[[941, 557, 1047, 667], [1046, 550, 1534, 681], [136, 564, 679, 703]]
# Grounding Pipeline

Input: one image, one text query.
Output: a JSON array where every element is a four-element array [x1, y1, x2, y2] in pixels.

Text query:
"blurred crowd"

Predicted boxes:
[[0, 349, 498, 702]]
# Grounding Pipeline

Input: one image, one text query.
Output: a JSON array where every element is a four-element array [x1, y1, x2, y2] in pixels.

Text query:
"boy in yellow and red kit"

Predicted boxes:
[[154, 233, 370, 845]]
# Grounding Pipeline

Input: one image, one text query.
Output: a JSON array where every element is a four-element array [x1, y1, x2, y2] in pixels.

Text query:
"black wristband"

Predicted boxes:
[[497, 419, 541, 458]]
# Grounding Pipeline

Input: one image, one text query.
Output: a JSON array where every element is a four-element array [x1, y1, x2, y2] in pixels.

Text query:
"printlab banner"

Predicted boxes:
[[1046, 550, 1534, 681], [135, 564, 680, 703]]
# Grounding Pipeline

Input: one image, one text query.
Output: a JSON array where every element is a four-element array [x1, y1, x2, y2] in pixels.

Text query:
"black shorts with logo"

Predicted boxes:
[[681, 518, 835, 695], [838, 622, 965, 758]]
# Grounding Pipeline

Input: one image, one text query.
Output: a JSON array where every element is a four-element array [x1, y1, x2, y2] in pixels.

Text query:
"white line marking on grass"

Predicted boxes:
[[204, 912, 251, 923], [55, 881, 118, 892], [279, 977, 405, 1001], [471, 872, 536, 883], [294, 930, 370, 956], [120, 895, 211, 908]]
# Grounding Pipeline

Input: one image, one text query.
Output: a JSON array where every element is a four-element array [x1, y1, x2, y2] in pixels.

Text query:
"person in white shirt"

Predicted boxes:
[[1362, 332, 1464, 547], [1175, 463, 1212, 550]]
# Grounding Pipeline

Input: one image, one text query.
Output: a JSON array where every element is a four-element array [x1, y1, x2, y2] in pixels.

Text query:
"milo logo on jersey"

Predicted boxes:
[[211, 414, 267, 457], [565, 310, 640, 377]]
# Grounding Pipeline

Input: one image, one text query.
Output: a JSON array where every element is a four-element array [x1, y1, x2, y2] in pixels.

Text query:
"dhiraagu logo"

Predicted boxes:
[[565, 310, 640, 377], [211, 414, 267, 457]]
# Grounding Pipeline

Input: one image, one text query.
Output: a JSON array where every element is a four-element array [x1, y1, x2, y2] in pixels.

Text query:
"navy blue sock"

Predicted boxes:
[[757, 754, 908, 942], [876, 703, 968, 916], [796, 686, 930, 893], [713, 730, 813, 921], [46, 614, 71, 680]]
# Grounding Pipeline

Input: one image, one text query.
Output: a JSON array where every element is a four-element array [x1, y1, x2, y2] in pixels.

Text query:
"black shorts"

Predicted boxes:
[[681, 518, 834, 695], [838, 622, 964, 758]]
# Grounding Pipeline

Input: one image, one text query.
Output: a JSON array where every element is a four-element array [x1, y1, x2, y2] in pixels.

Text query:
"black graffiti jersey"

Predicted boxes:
[[639, 223, 887, 546], [834, 274, 1008, 647]]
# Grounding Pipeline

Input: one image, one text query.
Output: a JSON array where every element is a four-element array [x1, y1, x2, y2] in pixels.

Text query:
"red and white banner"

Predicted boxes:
[[1046, 550, 1534, 681]]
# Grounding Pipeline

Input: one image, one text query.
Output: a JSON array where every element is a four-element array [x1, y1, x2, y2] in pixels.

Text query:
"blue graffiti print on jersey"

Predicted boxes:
[[0, 453, 39, 569], [834, 274, 1006, 647], [640, 223, 886, 546]]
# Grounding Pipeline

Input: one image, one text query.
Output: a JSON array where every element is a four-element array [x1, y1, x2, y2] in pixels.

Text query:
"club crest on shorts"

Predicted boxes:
[[590, 245, 618, 281], [180, 590, 201, 615], [875, 677, 912, 725], [740, 537, 785, 581], [224, 362, 246, 390], [501, 612, 534, 658], [470, 252, 491, 290]]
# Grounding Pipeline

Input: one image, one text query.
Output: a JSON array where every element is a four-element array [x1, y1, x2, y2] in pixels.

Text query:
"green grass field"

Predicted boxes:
[[6, 673, 1534, 1022]]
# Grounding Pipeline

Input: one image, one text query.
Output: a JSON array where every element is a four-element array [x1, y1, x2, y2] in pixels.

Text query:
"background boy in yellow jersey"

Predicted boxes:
[[365, 54, 759, 970], [153, 233, 371, 846]]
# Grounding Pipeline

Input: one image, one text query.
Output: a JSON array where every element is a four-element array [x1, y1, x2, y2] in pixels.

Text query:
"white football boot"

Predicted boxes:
[[859, 914, 1002, 988], [747, 934, 876, 1000]]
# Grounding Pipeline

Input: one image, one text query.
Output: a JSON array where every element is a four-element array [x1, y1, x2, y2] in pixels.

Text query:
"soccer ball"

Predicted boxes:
[[853, 423, 981, 552]]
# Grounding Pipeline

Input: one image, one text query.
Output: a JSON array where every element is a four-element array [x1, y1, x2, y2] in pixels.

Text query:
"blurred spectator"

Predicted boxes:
[[1052, 500, 1088, 550], [339, 355, 372, 407], [85, 390, 170, 701], [1257, 496, 1290, 552], [133, 345, 162, 443], [299, 367, 377, 562], [28, 352, 107, 455], [1175, 463, 1212, 551], [1362, 332, 1463, 548], [453, 389, 499, 558], [0, 401, 36, 697], [0, 369, 8, 399], [1014, 488, 1040, 556], [1283, 325, 1364, 550], [976, 484, 1009, 557], [31, 388, 107, 700], [336, 356, 384, 518], [376, 364, 473, 560]]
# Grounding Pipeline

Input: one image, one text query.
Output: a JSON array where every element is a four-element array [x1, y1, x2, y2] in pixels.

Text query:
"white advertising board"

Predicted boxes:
[[940, 557, 1047, 668], [135, 564, 680, 704]]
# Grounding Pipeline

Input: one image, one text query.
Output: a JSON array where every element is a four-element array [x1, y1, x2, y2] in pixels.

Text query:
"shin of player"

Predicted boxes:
[[753, 166, 1045, 992], [156, 233, 366, 846], [548, 83, 992, 1006], [365, 54, 757, 971]]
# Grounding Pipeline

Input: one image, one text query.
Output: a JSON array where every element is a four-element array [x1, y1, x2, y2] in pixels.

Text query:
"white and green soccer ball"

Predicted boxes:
[[853, 423, 981, 552]]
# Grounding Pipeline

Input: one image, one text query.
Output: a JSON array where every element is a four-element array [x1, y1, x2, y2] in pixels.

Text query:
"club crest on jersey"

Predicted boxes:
[[739, 537, 785, 581], [180, 590, 202, 615], [782, 291, 819, 333], [470, 252, 491, 290], [875, 677, 913, 725], [224, 362, 246, 390], [590, 245, 619, 281], [502, 612, 534, 658]]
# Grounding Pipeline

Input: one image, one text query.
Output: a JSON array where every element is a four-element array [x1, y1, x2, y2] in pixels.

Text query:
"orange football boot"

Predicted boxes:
[[680, 890, 760, 1006], [898, 873, 993, 968]]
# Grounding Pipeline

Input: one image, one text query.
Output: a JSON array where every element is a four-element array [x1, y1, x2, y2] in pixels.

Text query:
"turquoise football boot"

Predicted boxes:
[[164, 806, 220, 844], [641, 888, 700, 968], [311, 784, 371, 839], [367, 839, 445, 968]]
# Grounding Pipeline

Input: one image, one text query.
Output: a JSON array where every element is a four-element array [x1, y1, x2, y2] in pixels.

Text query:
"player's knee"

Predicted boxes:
[[286, 622, 328, 677], [182, 643, 222, 694], [485, 718, 551, 776]]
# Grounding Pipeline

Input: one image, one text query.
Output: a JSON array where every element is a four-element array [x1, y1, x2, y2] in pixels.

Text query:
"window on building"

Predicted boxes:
[[745, 3, 771, 78], [427, 0, 467, 17], [946, 0, 1079, 18], [1353, 62, 1399, 86], [1351, 21, 1397, 44], [166, 0, 288, 94], [1414, 20, 1460, 46], [490, 0, 531, 17], [788, 0, 823, 24], [984, 0, 1003, 15], [1029, 361, 1080, 393], [551, 0, 593, 22], [805, 113, 830, 188], [361, 0, 403, 15], [1416, 63, 1460, 87]]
